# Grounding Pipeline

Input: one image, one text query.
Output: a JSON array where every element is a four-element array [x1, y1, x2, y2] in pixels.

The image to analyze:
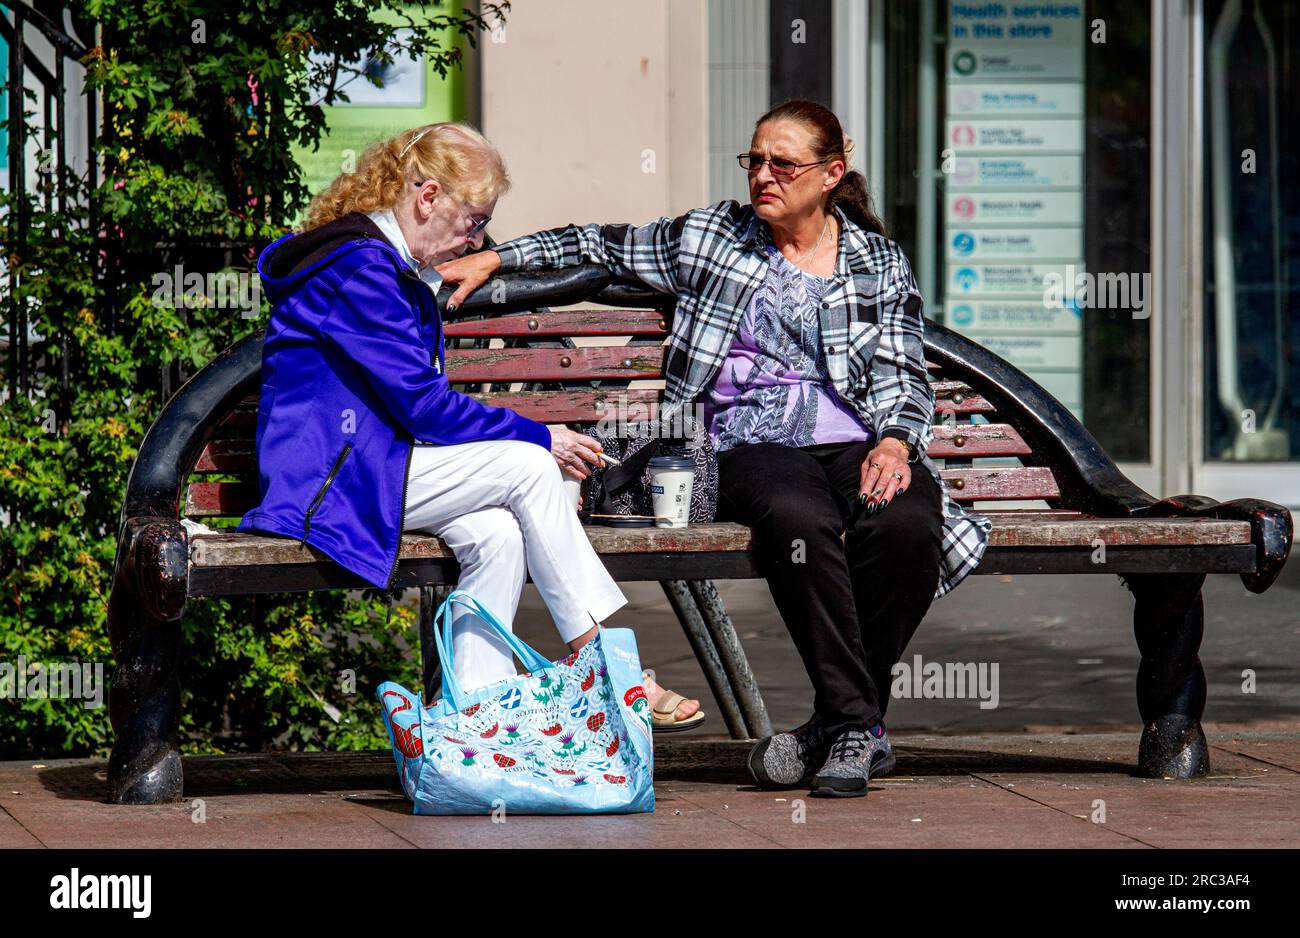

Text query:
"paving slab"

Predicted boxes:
[[4, 728, 1296, 848]]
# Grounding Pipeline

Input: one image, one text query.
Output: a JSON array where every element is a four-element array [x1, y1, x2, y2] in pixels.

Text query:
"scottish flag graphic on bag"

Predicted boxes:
[[377, 589, 655, 815]]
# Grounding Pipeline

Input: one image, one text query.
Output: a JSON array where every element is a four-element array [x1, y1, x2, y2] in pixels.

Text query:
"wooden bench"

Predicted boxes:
[[105, 264, 1293, 804]]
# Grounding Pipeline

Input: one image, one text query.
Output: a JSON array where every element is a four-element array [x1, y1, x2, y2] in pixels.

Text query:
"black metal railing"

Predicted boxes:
[[1, 1, 94, 400]]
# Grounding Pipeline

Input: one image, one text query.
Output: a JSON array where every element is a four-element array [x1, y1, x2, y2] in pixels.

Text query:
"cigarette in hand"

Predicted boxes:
[[597, 450, 621, 467]]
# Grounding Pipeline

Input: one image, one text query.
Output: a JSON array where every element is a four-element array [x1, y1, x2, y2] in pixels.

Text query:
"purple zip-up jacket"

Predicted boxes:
[[236, 213, 552, 588]]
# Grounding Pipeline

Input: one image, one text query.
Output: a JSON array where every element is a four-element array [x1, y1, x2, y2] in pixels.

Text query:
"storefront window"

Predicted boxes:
[[1202, 0, 1299, 462], [882, 0, 1152, 462]]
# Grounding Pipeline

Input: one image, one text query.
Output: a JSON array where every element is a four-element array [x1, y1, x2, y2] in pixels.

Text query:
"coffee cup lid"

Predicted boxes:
[[647, 455, 696, 471]]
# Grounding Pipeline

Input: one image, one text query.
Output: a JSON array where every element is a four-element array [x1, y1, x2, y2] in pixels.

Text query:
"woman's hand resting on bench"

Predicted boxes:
[[437, 250, 502, 312]]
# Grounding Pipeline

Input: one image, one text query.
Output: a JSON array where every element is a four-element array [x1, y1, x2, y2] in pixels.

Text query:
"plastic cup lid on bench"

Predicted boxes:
[[647, 455, 696, 472]]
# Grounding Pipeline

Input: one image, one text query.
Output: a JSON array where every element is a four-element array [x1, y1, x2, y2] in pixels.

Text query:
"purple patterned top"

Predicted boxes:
[[700, 241, 875, 452]]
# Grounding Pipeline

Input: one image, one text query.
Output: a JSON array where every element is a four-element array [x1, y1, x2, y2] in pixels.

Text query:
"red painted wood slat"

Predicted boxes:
[[443, 309, 668, 338], [938, 466, 1059, 500], [928, 423, 1031, 458], [444, 346, 664, 382]]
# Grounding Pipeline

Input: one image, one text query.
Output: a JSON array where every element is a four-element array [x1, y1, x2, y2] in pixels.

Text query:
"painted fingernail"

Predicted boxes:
[[879, 498, 889, 511], [865, 502, 877, 516]]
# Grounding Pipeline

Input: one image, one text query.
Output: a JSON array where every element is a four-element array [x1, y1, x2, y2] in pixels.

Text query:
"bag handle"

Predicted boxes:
[[598, 437, 662, 493], [432, 589, 553, 710]]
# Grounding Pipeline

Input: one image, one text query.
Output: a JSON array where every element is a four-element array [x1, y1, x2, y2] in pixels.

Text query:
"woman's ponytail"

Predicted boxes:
[[829, 164, 888, 237]]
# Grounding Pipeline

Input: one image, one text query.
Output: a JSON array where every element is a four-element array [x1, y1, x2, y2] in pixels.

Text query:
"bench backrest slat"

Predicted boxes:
[[185, 463, 1059, 518], [443, 309, 668, 337], [193, 400, 1022, 473], [444, 346, 665, 382]]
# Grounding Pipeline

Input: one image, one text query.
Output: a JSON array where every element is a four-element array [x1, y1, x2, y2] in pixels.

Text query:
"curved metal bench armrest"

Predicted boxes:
[[925, 319, 1292, 590], [1127, 495, 1293, 593]]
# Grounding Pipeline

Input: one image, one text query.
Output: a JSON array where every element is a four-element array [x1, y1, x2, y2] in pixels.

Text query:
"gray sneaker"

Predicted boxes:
[[810, 724, 894, 797], [747, 715, 828, 788]]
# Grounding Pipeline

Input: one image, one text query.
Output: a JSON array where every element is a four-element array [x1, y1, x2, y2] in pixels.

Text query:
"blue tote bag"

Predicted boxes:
[[377, 589, 655, 815]]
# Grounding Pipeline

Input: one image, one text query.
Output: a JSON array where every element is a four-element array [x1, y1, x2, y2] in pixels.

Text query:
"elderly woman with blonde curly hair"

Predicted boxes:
[[238, 122, 704, 730]]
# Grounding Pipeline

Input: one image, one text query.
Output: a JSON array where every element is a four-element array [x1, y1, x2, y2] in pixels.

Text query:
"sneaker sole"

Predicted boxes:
[[809, 747, 893, 797], [810, 777, 868, 797]]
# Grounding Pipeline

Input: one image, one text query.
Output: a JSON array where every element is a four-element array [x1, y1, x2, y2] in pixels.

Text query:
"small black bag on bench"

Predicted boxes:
[[575, 418, 718, 523]]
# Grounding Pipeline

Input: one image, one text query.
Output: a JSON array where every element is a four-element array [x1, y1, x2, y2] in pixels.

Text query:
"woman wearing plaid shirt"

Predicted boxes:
[[439, 100, 992, 798]]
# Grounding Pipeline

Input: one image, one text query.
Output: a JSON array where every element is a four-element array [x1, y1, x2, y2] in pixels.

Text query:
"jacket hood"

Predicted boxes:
[[258, 212, 398, 303]]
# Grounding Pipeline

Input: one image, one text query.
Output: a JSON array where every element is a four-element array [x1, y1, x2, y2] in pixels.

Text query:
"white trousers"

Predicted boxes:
[[401, 439, 628, 692]]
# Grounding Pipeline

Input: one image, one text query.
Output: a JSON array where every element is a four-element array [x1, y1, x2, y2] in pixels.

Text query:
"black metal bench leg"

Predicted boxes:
[[1121, 571, 1211, 779], [686, 580, 773, 739], [660, 580, 748, 738], [107, 518, 189, 804]]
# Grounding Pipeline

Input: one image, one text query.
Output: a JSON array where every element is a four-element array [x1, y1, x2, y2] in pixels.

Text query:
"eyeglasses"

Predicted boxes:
[[410, 179, 491, 237], [737, 153, 830, 177]]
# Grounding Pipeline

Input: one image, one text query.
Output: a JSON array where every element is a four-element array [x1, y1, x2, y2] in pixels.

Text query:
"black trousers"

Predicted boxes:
[[716, 440, 945, 739]]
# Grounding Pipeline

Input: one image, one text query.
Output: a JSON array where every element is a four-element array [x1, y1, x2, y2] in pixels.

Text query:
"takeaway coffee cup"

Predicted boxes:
[[563, 477, 581, 512], [648, 455, 695, 528]]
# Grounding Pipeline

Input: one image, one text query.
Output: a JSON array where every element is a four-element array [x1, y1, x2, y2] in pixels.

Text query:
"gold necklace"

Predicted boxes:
[[791, 215, 830, 265]]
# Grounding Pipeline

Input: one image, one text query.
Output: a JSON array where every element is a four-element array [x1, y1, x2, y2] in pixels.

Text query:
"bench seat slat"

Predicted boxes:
[[187, 516, 1253, 569]]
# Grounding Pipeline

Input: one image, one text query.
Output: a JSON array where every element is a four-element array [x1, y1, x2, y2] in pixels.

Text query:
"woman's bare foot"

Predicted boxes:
[[642, 671, 700, 721]]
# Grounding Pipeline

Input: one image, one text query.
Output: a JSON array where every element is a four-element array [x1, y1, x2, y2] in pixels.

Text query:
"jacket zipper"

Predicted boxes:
[[400, 265, 443, 372], [386, 437, 416, 590], [303, 442, 353, 538]]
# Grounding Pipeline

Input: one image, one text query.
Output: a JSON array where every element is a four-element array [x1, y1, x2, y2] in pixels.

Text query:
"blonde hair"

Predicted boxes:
[[303, 122, 511, 230]]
